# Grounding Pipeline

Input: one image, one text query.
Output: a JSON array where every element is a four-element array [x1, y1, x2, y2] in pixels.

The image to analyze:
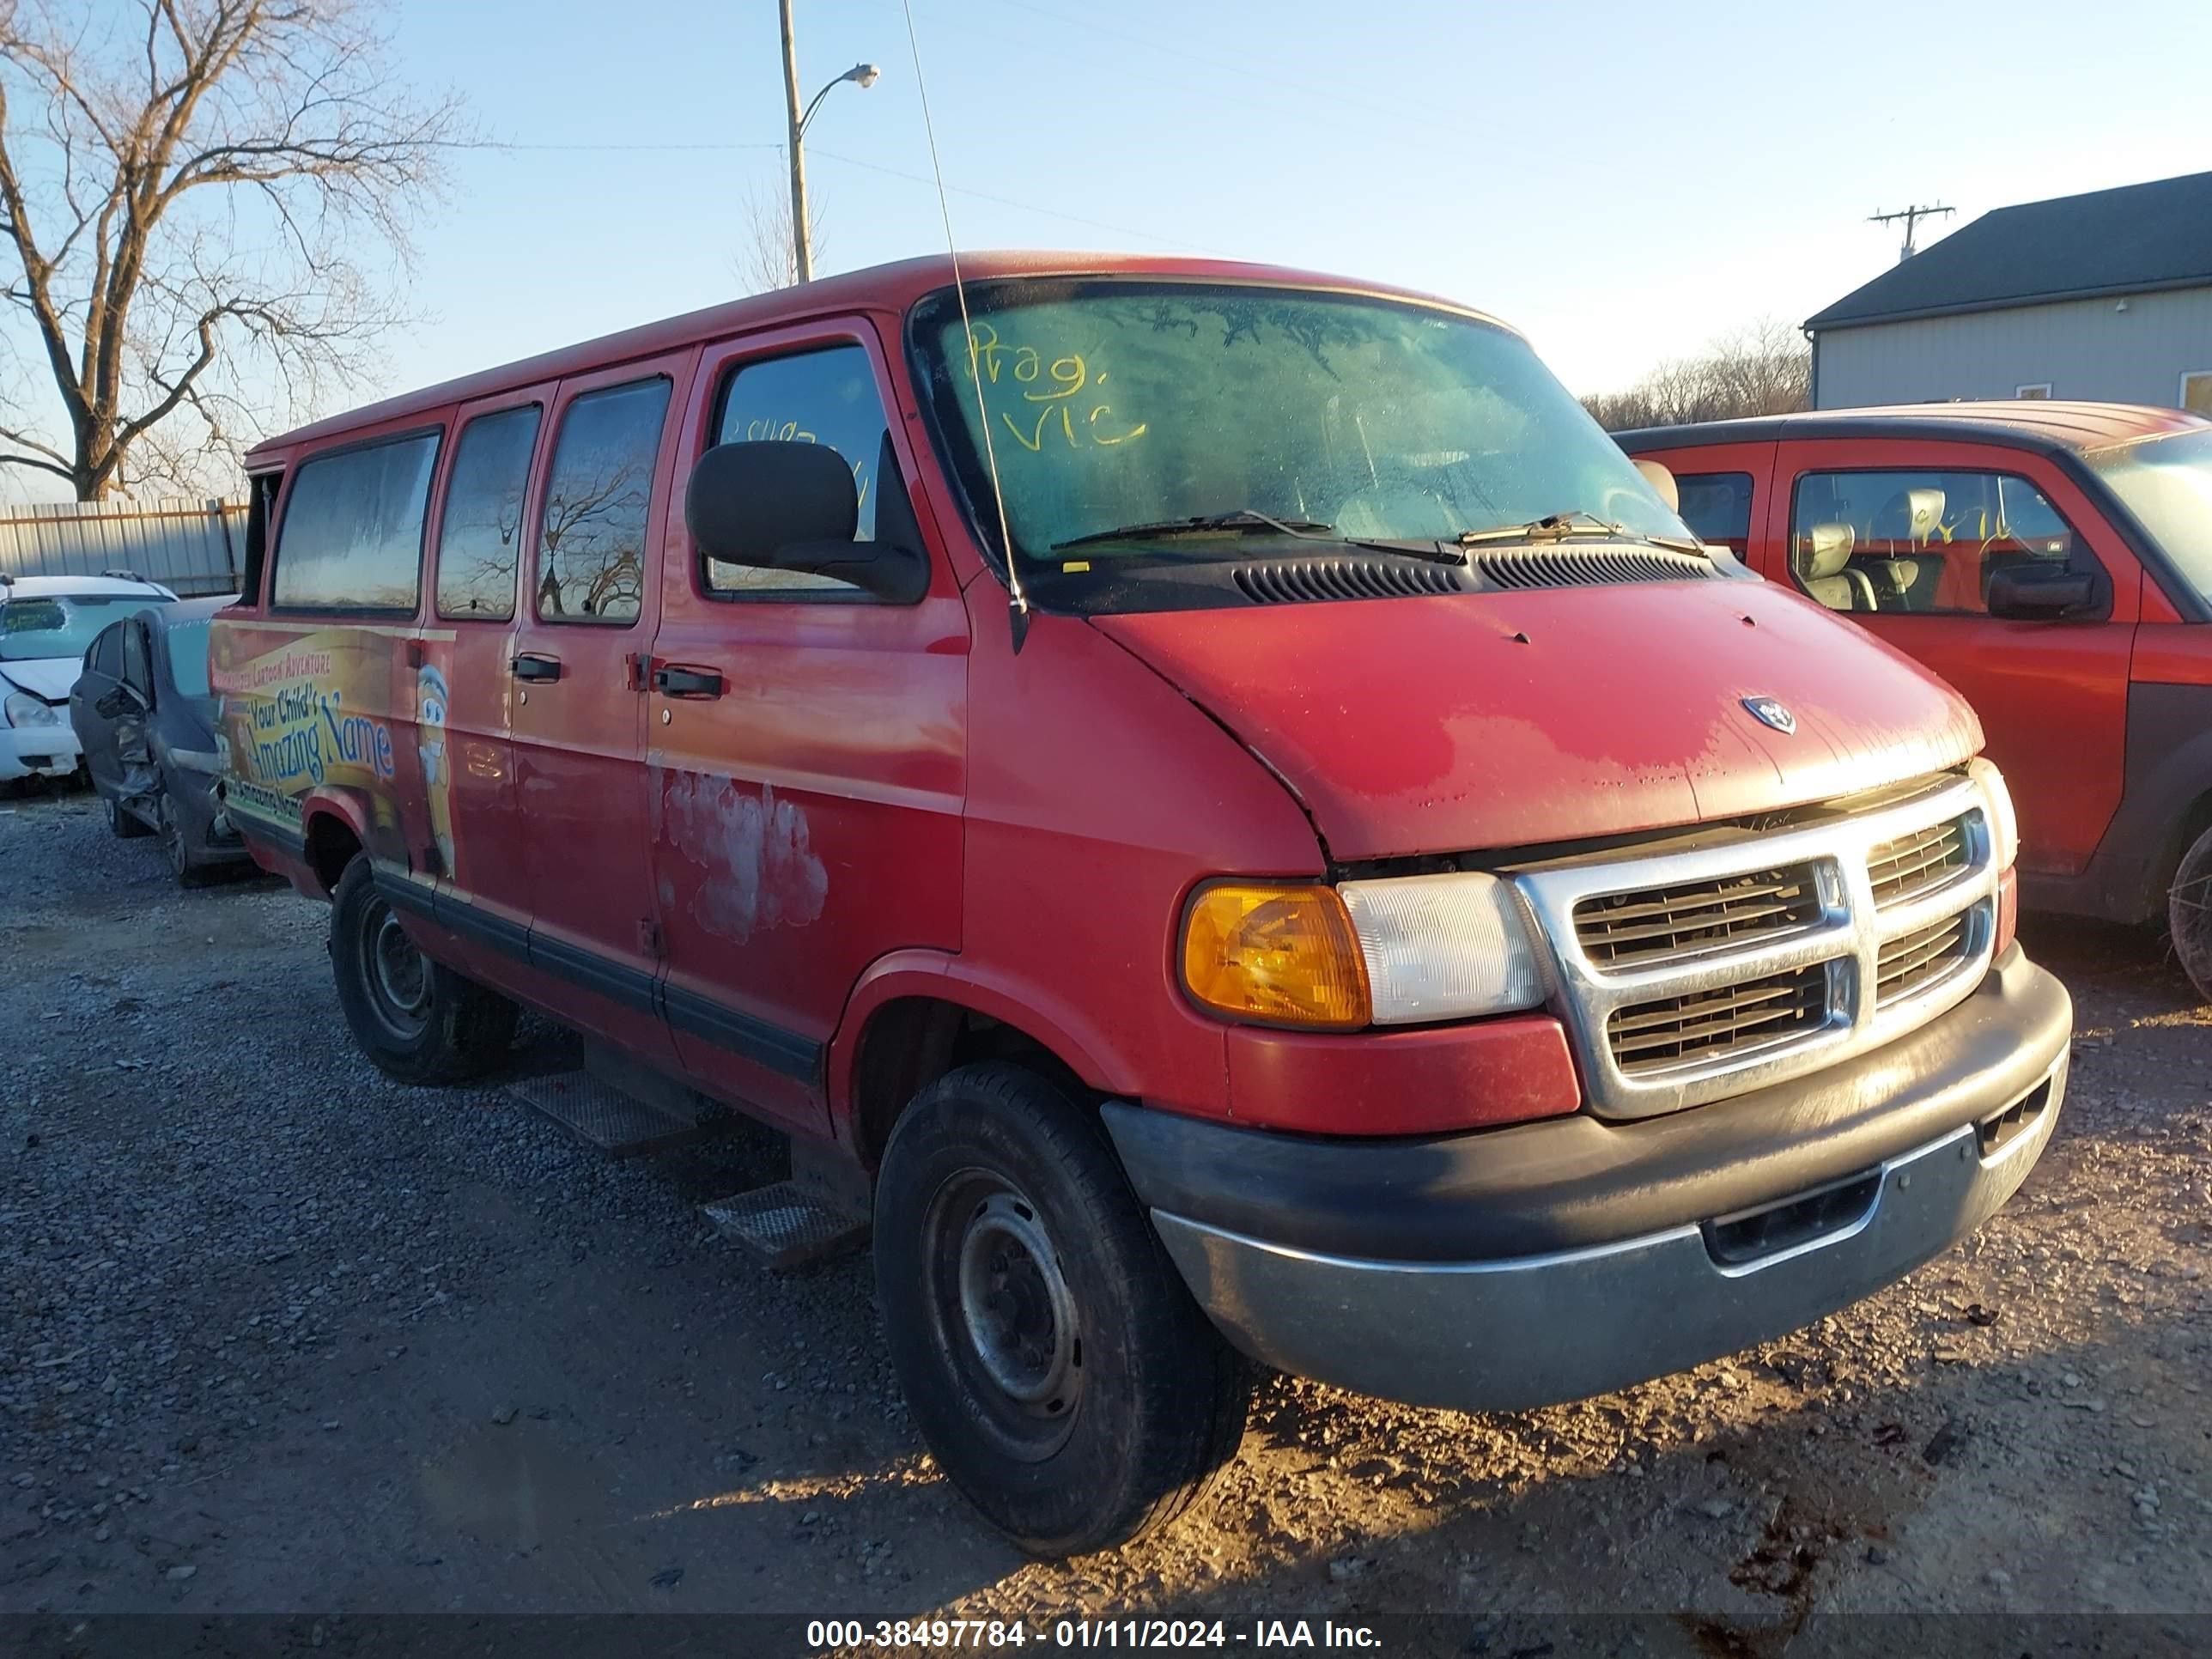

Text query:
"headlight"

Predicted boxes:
[[4, 690, 58, 727], [1967, 757, 2019, 872], [1182, 883, 1370, 1030], [1181, 872, 1547, 1030], [1340, 871, 1546, 1024]]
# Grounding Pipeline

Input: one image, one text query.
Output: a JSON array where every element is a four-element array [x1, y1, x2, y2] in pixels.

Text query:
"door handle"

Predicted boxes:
[[511, 654, 562, 683], [653, 665, 724, 699]]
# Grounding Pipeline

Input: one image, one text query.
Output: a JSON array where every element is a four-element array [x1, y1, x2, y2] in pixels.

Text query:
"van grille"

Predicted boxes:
[[1231, 560, 1465, 605], [1472, 546, 1711, 591], [1574, 864, 1825, 969], [1875, 911, 1972, 1008], [1606, 963, 1832, 1076], [1867, 815, 1971, 908]]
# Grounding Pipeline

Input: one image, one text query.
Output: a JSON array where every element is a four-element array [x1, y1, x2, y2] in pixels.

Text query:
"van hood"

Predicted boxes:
[[1091, 580, 1983, 862], [0, 657, 80, 701]]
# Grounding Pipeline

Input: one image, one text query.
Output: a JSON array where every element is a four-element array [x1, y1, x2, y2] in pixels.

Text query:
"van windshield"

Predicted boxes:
[[2087, 428, 2212, 603], [911, 280, 1692, 574]]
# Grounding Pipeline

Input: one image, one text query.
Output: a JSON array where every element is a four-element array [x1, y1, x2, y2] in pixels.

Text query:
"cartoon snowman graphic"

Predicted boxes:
[[416, 661, 455, 876]]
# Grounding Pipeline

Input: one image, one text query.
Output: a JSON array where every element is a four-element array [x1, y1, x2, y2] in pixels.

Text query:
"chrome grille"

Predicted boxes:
[[1607, 964, 1832, 1075], [1867, 815, 1971, 908], [1875, 909, 1974, 1007], [1513, 773, 2000, 1118], [1574, 864, 1826, 969]]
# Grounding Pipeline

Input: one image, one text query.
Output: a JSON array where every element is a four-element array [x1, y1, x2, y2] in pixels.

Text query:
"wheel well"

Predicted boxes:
[[849, 996, 1094, 1169], [305, 811, 362, 896]]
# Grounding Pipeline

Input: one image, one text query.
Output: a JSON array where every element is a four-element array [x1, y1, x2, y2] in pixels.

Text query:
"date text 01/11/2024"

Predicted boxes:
[[805, 1620, 1382, 1650]]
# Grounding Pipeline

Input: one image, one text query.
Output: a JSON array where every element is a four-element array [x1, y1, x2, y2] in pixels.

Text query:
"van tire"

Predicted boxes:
[[873, 1061, 1249, 1558], [328, 858, 517, 1085]]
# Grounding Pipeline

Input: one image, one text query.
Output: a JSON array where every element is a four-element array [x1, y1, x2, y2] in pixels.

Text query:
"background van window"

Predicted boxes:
[[271, 432, 441, 612], [1788, 468, 2083, 616], [1673, 471, 1754, 552]]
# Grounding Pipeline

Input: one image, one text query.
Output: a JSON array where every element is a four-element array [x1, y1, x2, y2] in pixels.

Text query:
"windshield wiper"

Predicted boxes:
[[1054, 509, 1336, 550], [1456, 510, 1707, 557], [1054, 508, 1468, 567]]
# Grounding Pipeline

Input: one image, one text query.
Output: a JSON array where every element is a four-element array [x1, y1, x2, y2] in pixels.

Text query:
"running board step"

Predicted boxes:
[[507, 1070, 717, 1158], [701, 1182, 871, 1268]]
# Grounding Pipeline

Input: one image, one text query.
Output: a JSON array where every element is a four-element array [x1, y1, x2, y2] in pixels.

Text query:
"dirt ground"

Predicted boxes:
[[2, 783, 2207, 1657]]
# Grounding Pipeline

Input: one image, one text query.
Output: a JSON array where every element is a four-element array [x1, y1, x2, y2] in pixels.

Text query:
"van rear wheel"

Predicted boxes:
[[329, 858, 517, 1085], [874, 1062, 1249, 1557]]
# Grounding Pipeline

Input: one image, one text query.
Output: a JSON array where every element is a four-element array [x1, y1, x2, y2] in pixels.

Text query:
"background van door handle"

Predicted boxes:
[[653, 665, 724, 699], [511, 654, 562, 683]]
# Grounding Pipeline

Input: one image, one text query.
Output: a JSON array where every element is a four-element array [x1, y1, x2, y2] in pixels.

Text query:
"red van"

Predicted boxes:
[[1617, 404, 2212, 989], [211, 254, 2069, 1557]]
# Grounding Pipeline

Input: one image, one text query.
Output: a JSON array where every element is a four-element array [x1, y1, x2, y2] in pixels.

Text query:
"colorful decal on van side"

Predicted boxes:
[[210, 623, 452, 877]]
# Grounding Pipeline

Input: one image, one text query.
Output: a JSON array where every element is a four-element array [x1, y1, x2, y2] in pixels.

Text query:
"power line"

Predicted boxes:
[[482, 135, 1223, 253]]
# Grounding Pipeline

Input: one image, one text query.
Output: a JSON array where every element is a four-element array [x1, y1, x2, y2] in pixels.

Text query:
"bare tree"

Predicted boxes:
[[1582, 319, 1812, 433], [0, 0, 468, 499], [730, 175, 822, 296]]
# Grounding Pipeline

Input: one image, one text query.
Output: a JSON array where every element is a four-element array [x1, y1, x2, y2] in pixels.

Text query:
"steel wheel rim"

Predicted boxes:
[[359, 896, 431, 1039], [926, 1171, 1082, 1459]]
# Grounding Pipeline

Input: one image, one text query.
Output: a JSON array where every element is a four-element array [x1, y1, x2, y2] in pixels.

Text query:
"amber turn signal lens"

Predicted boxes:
[[1182, 883, 1371, 1030]]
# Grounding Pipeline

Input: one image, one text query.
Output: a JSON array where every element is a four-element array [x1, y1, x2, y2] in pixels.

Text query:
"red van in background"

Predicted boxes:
[[211, 254, 2069, 1557], [1618, 404, 2212, 990]]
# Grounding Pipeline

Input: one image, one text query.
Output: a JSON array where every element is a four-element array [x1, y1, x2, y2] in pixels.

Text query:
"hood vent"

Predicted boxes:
[[1473, 546, 1712, 590], [1232, 558, 1466, 605]]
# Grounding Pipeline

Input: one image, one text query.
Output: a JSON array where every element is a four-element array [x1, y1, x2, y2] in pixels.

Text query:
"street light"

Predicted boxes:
[[779, 0, 880, 285], [800, 63, 880, 137]]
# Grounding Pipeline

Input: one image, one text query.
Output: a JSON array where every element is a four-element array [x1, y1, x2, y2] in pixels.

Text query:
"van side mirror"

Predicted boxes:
[[1986, 565, 2096, 620], [684, 441, 928, 603], [94, 684, 141, 720]]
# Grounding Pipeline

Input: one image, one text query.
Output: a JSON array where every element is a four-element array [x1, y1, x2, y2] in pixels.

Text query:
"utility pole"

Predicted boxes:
[[1869, 204, 1955, 264], [779, 0, 811, 284]]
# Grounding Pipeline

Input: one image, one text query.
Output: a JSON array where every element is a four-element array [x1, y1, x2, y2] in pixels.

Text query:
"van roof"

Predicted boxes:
[[246, 251, 1499, 466], [1614, 400, 2209, 458]]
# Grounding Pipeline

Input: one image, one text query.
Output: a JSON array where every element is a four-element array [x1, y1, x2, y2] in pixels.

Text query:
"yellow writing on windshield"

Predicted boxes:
[[967, 324, 1148, 453]]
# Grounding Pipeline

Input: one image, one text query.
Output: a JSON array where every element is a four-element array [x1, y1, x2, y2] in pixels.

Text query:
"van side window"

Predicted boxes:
[[240, 471, 281, 604], [1673, 471, 1753, 553], [270, 431, 440, 612], [707, 343, 891, 597], [1788, 468, 2088, 617], [436, 405, 542, 620], [536, 379, 671, 625]]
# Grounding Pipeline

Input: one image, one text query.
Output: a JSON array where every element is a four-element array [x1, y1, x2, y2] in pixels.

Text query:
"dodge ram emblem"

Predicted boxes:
[[1743, 696, 1796, 735]]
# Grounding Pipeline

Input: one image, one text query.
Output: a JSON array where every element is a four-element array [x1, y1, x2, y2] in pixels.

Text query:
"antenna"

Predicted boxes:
[[899, 0, 1031, 653], [1868, 203, 1955, 264]]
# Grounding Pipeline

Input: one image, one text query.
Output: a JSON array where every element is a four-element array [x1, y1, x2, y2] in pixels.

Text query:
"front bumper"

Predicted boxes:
[[1104, 945, 2069, 1413], [0, 721, 81, 782]]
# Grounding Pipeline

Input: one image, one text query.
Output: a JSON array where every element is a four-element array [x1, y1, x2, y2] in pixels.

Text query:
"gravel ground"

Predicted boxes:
[[2, 783, 2208, 1656]]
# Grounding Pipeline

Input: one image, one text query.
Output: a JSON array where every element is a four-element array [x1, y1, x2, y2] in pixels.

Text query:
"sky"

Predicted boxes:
[[9, 0, 2212, 498]]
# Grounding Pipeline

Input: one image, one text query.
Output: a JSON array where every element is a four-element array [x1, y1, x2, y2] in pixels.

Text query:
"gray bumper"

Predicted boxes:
[[1117, 951, 2070, 1414], [1154, 1064, 2057, 1412]]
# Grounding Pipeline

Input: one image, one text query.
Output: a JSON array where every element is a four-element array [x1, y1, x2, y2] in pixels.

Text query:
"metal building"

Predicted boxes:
[[1807, 171, 2212, 415]]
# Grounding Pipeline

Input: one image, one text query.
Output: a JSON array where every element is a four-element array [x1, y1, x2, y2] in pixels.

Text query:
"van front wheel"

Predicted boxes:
[[874, 1062, 1249, 1557], [329, 859, 517, 1085]]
